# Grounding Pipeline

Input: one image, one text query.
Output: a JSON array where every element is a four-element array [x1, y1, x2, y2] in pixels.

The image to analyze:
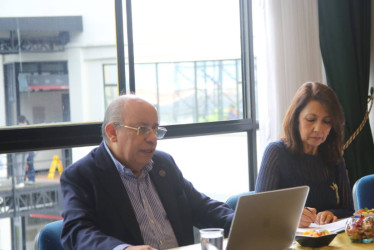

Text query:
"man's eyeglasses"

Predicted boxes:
[[114, 123, 167, 139]]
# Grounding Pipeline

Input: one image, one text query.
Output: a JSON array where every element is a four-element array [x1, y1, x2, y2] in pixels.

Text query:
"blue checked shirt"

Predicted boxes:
[[104, 143, 179, 250]]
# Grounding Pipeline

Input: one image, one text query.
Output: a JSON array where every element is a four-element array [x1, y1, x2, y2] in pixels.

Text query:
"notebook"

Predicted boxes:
[[296, 217, 349, 234], [226, 186, 309, 250]]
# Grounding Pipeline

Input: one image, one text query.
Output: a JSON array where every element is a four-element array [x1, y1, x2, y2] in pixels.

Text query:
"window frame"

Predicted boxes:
[[0, 0, 257, 189]]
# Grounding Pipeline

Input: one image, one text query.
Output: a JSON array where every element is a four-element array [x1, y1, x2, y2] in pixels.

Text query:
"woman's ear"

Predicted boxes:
[[105, 123, 118, 142]]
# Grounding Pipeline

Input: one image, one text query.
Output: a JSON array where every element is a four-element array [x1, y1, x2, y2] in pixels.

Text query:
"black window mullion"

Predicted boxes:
[[115, 0, 127, 94], [0, 123, 102, 153], [0, 120, 256, 153], [125, 0, 136, 93], [240, 0, 257, 190]]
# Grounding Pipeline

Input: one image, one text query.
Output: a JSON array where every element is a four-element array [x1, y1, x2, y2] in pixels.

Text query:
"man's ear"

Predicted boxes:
[[105, 123, 118, 142]]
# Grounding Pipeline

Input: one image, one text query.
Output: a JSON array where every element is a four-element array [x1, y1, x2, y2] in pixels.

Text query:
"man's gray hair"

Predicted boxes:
[[101, 96, 126, 141]]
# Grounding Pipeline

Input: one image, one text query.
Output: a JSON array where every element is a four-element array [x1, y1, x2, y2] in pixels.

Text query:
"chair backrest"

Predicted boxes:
[[225, 191, 255, 210], [34, 220, 64, 250], [352, 174, 374, 211]]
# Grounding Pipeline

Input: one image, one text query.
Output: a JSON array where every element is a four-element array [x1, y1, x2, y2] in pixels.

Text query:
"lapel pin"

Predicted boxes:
[[159, 170, 166, 177]]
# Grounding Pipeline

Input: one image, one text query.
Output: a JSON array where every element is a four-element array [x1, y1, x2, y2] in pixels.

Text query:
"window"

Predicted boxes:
[[157, 133, 249, 201], [134, 59, 242, 125], [0, 0, 256, 249], [120, 0, 257, 197]]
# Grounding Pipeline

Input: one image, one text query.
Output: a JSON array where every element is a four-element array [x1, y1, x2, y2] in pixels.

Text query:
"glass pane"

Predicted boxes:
[[104, 64, 118, 85], [104, 64, 119, 109], [0, 1, 117, 127], [157, 133, 250, 201], [0, 145, 95, 249], [104, 86, 118, 110], [130, 0, 243, 125]]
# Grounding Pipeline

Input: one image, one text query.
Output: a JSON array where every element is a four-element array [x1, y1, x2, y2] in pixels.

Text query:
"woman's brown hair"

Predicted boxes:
[[282, 82, 345, 165]]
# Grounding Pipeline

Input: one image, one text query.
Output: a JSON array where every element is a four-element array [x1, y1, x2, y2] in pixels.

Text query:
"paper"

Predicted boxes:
[[296, 217, 349, 234]]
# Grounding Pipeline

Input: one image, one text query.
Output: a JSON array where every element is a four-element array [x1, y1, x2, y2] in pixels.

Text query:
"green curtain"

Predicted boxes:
[[318, 0, 374, 187]]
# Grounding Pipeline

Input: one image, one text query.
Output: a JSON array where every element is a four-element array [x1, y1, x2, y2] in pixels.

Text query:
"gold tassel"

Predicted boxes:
[[330, 182, 340, 205]]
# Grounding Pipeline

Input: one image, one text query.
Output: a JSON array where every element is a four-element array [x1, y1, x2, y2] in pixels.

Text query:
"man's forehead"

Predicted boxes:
[[123, 102, 158, 123], [124, 97, 155, 110]]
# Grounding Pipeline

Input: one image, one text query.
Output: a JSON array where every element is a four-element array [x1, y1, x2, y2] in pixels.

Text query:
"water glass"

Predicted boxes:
[[200, 228, 224, 250]]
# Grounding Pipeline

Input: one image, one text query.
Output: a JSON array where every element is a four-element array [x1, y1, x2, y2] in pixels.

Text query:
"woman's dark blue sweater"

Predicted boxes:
[[255, 140, 354, 218]]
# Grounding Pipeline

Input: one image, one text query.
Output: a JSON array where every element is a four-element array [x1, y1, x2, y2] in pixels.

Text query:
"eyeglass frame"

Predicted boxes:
[[114, 123, 167, 139]]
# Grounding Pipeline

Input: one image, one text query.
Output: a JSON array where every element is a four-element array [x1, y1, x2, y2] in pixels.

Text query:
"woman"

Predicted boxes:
[[255, 82, 354, 227]]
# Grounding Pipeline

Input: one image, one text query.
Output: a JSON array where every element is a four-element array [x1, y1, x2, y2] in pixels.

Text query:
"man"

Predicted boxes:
[[13, 115, 31, 187], [60, 95, 234, 250]]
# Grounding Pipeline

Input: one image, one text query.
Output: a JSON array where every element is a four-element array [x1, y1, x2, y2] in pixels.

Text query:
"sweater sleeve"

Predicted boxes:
[[255, 142, 282, 192], [328, 161, 354, 218]]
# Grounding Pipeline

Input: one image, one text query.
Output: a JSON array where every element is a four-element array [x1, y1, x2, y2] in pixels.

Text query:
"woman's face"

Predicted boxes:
[[298, 100, 332, 155]]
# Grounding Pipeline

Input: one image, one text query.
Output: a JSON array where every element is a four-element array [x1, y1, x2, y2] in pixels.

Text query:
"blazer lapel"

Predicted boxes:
[[149, 164, 185, 244]]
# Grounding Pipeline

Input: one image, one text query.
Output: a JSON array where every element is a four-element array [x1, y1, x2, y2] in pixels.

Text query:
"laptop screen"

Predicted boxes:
[[226, 186, 309, 250]]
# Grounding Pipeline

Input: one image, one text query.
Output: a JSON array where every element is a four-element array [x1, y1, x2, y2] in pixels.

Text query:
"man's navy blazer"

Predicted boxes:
[[61, 142, 234, 249]]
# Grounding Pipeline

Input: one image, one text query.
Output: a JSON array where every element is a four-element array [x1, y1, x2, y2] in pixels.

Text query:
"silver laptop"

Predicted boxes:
[[226, 186, 309, 250]]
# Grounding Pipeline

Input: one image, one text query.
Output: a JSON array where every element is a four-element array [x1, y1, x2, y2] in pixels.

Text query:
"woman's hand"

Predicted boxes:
[[315, 211, 337, 225], [299, 207, 317, 228]]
